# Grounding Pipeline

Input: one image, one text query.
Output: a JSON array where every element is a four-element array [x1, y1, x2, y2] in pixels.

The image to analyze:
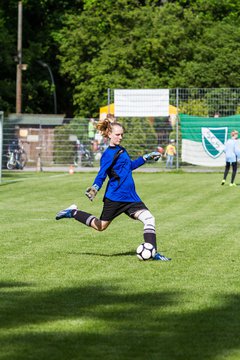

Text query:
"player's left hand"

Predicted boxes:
[[85, 184, 99, 201], [143, 152, 161, 161]]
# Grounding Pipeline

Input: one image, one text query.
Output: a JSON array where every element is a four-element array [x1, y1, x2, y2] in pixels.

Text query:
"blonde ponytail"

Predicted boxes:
[[96, 114, 123, 138]]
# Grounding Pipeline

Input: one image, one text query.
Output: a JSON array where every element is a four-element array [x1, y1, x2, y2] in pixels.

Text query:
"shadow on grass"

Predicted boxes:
[[68, 249, 171, 258], [0, 281, 240, 360], [0, 281, 32, 288], [69, 251, 136, 257]]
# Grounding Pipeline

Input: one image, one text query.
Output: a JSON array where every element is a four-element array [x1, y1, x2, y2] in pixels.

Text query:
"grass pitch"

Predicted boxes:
[[0, 170, 240, 360]]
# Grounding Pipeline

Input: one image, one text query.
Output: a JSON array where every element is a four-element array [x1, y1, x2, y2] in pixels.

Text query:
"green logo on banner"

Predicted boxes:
[[201, 127, 227, 158]]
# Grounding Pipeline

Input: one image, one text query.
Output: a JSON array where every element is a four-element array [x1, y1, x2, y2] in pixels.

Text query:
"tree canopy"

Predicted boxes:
[[1, 0, 240, 116]]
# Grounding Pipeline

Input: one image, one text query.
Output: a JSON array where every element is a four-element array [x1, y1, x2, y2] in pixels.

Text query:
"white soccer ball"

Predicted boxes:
[[136, 242, 156, 261]]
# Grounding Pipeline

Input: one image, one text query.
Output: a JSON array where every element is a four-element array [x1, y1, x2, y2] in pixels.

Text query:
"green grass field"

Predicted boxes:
[[1, 170, 240, 360]]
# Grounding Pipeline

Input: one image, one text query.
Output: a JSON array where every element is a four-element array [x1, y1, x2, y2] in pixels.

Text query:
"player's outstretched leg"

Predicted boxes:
[[56, 204, 77, 220], [56, 204, 110, 231]]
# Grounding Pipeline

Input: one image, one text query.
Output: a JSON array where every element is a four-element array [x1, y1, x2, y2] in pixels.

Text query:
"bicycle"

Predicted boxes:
[[6, 141, 28, 170]]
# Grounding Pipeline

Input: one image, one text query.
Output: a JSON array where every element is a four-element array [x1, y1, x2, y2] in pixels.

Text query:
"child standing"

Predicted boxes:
[[165, 140, 176, 169]]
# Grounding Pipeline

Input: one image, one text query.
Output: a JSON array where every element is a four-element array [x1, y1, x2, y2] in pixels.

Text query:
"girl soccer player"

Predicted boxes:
[[56, 117, 171, 261]]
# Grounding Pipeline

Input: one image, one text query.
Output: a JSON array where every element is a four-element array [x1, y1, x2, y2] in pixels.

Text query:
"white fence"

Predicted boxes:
[[2, 116, 173, 170], [2, 88, 240, 172]]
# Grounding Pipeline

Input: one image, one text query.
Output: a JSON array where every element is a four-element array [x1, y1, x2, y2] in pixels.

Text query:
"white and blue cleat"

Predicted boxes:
[[56, 204, 77, 220], [153, 253, 171, 261]]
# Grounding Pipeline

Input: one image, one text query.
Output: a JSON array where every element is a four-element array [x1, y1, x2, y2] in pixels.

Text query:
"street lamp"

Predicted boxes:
[[38, 60, 57, 114]]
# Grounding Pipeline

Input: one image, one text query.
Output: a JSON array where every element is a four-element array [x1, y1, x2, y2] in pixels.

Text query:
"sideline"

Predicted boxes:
[[0, 172, 69, 185]]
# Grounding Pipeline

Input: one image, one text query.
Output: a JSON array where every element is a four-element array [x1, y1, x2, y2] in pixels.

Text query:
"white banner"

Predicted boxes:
[[182, 139, 226, 166], [114, 89, 169, 117], [180, 114, 240, 166]]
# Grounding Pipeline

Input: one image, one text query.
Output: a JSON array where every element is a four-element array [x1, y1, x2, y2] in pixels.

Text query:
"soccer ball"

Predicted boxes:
[[136, 242, 156, 261]]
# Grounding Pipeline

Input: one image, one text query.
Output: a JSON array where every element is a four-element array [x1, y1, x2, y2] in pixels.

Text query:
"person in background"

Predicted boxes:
[[56, 116, 171, 261], [165, 139, 176, 169], [221, 130, 240, 187], [88, 118, 96, 141]]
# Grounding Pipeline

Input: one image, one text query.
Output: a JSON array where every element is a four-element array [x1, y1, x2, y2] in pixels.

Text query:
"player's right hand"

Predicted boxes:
[[85, 184, 99, 201]]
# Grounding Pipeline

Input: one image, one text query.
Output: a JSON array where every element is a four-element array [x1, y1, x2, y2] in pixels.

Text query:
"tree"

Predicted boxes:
[[0, 9, 16, 113], [54, 2, 187, 117], [172, 21, 240, 88], [2, 0, 240, 116], [0, 0, 84, 115]]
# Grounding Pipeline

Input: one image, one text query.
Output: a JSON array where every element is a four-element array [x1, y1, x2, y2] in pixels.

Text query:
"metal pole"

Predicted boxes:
[[38, 61, 57, 114], [107, 88, 111, 115], [46, 64, 57, 114], [16, 1, 22, 114], [0, 111, 3, 183], [36, 121, 43, 172], [176, 88, 179, 170], [0, 112, 3, 183]]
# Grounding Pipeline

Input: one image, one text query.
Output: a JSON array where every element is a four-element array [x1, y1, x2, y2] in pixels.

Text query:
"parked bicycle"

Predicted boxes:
[[6, 139, 28, 170], [74, 140, 94, 167]]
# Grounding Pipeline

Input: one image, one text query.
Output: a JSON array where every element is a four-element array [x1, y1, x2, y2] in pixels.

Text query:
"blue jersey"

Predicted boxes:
[[93, 145, 145, 202], [224, 139, 240, 163]]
